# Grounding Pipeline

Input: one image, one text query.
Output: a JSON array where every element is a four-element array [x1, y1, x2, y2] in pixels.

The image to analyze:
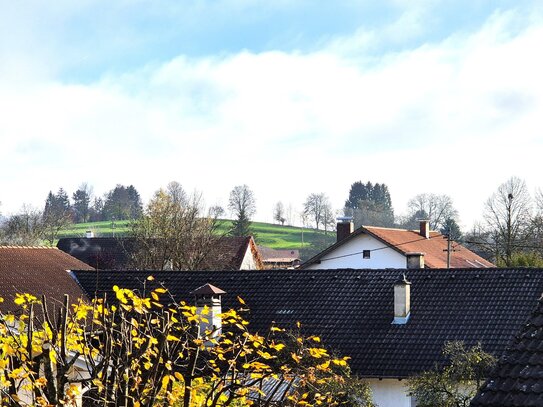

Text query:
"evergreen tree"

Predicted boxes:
[[102, 184, 143, 221], [344, 181, 394, 227], [72, 183, 93, 223]]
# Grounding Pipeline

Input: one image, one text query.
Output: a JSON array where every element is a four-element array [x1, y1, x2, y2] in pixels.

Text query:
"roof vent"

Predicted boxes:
[[85, 230, 94, 238], [393, 274, 411, 325]]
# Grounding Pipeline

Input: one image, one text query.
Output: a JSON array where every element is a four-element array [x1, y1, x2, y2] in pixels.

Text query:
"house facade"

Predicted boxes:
[[57, 235, 264, 270], [301, 219, 494, 269], [72, 267, 543, 407]]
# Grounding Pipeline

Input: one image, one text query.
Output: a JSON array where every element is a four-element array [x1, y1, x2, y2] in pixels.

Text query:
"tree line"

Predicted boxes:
[[0, 182, 259, 248]]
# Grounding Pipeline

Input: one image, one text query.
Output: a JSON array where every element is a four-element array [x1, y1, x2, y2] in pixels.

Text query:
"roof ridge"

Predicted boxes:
[[0, 245, 58, 249]]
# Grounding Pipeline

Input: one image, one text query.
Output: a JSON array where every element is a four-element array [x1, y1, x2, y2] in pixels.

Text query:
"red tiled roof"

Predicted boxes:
[[363, 226, 495, 268], [0, 246, 93, 314], [301, 226, 494, 269]]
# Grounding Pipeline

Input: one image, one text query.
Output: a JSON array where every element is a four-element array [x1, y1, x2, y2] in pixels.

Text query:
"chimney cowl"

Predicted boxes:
[[191, 283, 226, 341]]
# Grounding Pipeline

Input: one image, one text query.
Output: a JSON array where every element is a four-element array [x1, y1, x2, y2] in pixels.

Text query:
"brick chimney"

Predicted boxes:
[[190, 283, 226, 339], [406, 252, 425, 269], [419, 220, 430, 239], [393, 274, 411, 325], [336, 217, 354, 242]]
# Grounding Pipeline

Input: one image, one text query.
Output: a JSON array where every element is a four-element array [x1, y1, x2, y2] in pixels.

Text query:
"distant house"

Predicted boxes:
[[0, 246, 92, 312], [57, 235, 264, 270], [300, 219, 494, 269], [72, 267, 543, 407], [257, 246, 300, 269], [471, 296, 543, 407]]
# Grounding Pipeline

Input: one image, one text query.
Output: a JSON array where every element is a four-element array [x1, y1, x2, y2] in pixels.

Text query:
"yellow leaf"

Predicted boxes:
[[237, 296, 246, 305], [147, 275, 155, 281]]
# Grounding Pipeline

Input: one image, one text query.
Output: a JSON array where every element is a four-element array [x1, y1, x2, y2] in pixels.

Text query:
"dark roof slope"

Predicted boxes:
[[73, 267, 543, 378], [58, 236, 263, 270], [301, 226, 494, 269], [202, 236, 263, 270], [57, 237, 134, 270], [471, 297, 543, 406], [0, 246, 92, 313]]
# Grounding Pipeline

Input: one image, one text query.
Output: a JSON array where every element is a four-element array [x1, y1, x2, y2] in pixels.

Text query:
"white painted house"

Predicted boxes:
[[301, 219, 494, 269]]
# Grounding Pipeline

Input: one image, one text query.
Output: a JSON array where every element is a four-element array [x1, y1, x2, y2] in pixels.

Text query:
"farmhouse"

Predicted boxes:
[[301, 219, 494, 269], [257, 246, 301, 269], [57, 235, 264, 270], [72, 267, 543, 407]]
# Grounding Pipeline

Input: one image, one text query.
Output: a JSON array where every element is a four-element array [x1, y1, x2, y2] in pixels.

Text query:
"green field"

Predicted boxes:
[[58, 219, 336, 254]]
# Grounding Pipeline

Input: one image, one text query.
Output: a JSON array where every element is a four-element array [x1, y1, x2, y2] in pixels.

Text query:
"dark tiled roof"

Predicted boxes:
[[0, 246, 92, 313], [58, 236, 263, 271], [202, 236, 263, 270], [301, 226, 495, 269], [471, 298, 543, 406], [72, 267, 543, 378], [57, 237, 134, 270]]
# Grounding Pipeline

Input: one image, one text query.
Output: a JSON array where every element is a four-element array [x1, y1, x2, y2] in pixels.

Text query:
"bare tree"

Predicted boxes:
[[228, 185, 256, 237], [0, 205, 45, 245], [406, 193, 458, 231], [274, 201, 286, 226], [129, 187, 224, 270], [482, 177, 532, 265], [304, 193, 332, 230]]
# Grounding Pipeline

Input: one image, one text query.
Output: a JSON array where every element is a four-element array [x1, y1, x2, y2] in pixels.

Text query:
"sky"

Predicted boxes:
[[1, 0, 543, 230]]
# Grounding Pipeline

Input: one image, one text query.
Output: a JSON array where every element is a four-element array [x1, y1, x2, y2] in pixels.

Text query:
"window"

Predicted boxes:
[[363, 250, 371, 259]]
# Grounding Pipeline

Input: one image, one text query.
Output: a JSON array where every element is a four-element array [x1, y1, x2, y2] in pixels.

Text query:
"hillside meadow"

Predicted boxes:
[[58, 219, 336, 259]]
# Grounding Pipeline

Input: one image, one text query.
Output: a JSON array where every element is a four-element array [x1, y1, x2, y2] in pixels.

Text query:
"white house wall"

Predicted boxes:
[[367, 378, 414, 407], [240, 246, 257, 270], [305, 234, 406, 269]]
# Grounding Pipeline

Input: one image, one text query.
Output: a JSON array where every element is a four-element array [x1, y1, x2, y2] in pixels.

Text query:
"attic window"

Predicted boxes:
[[363, 250, 371, 259]]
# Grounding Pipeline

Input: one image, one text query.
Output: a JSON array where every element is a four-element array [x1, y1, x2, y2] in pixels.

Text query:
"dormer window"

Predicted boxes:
[[363, 250, 371, 259]]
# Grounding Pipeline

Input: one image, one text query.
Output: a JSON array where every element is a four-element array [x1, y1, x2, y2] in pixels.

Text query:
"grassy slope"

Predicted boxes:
[[58, 219, 335, 251]]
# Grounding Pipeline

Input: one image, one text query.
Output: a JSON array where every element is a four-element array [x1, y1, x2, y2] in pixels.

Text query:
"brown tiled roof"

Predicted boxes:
[[202, 236, 264, 270], [0, 246, 93, 314], [301, 226, 494, 269]]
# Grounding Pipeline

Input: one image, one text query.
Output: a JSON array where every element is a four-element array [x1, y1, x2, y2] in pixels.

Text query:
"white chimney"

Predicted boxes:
[[419, 220, 430, 239], [85, 230, 94, 238], [190, 283, 226, 339], [406, 252, 425, 269], [393, 274, 411, 325]]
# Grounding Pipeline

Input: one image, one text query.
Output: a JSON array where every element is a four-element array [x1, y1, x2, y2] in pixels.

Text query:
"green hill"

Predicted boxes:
[[58, 220, 336, 260]]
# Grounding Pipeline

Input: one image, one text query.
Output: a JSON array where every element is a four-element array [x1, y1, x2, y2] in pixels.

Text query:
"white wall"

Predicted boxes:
[[240, 246, 258, 270], [305, 234, 406, 269], [367, 378, 414, 407]]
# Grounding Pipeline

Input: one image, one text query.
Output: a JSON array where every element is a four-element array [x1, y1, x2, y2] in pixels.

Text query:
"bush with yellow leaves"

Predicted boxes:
[[0, 282, 373, 407]]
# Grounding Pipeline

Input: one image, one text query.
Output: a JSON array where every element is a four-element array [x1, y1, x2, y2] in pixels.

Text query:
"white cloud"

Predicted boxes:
[[1, 8, 543, 231]]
